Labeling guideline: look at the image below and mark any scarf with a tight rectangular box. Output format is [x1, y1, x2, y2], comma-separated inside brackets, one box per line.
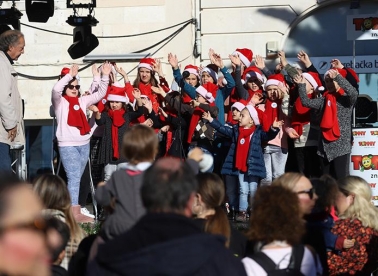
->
[187, 107, 204, 143]
[264, 99, 281, 132]
[138, 83, 160, 113]
[291, 93, 314, 137]
[235, 126, 255, 172]
[63, 95, 90, 135]
[108, 109, 126, 159]
[159, 109, 177, 156]
[320, 89, 344, 142]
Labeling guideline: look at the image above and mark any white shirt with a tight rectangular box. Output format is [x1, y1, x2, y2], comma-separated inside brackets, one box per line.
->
[242, 246, 322, 276]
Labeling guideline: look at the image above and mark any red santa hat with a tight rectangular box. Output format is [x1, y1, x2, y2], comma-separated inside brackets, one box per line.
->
[60, 67, 70, 77]
[264, 74, 285, 90]
[245, 105, 260, 125]
[232, 48, 253, 67]
[243, 66, 264, 84]
[302, 72, 324, 91]
[60, 67, 80, 83]
[107, 86, 129, 104]
[231, 101, 246, 112]
[183, 64, 200, 78]
[196, 84, 216, 103]
[201, 64, 219, 83]
[138, 58, 155, 71]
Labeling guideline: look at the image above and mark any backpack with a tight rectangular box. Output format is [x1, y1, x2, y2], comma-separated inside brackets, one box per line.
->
[250, 244, 305, 276]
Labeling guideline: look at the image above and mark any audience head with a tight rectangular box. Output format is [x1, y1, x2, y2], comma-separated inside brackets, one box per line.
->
[272, 172, 317, 216]
[0, 173, 60, 276]
[193, 173, 231, 247]
[336, 176, 378, 230]
[141, 157, 198, 217]
[0, 30, 25, 61]
[47, 217, 70, 265]
[246, 185, 305, 246]
[311, 175, 338, 213]
[33, 174, 82, 240]
[122, 124, 159, 165]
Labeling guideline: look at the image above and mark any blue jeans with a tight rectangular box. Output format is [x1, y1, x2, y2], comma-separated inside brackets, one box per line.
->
[260, 145, 288, 186]
[0, 142, 11, 172]
[59, 144, 90, 205]
[238, 172, 259, 212]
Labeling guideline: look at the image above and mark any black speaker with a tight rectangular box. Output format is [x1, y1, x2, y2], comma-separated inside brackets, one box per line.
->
[25, 0, 54, 23]
[67, 25, 99, 59]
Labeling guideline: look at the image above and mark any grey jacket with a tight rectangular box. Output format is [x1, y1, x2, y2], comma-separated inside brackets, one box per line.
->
[298, 74, 358, 161]
[0, 51, 24, 146]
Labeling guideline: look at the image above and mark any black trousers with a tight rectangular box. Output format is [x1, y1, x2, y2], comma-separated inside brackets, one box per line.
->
[294, 146, 322, 178]
[321, 154, 350, 180]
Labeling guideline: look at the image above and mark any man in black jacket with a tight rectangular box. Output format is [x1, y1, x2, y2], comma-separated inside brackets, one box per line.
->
[88, 157, 247, 276]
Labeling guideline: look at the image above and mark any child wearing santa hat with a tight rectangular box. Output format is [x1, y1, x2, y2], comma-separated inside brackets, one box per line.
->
[168, 49, 235, 126]
[288, 71, 324, 178]
[294, 68, 358, 180]
[203, 105, 283, 221]
[51, 62, 111, 223]
[90, 87, 144, 181]
[259, 74, 292, 186]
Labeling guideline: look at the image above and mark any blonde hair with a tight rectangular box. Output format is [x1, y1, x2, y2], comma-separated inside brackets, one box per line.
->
[33, 174, 84, 241]
[338, 176, 378, 231]
[271, 172, 304, 191]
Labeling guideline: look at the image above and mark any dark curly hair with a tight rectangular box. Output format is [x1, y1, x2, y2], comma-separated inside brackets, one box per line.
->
[246, 185, 305, 245]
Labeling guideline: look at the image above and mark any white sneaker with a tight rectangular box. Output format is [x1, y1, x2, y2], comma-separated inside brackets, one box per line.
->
[81, 207, 95, 219]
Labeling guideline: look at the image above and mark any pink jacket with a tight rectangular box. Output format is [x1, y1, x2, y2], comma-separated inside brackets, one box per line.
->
[52, 74, 109, 147]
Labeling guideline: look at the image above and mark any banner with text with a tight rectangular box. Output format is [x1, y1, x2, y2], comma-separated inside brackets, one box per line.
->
[350, 128, 378, 206]
[287, 55, 378, 74]
[347, 14, 378, 40]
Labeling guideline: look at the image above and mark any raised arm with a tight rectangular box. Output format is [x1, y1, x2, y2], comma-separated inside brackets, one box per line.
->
[294, 74, 324, 110]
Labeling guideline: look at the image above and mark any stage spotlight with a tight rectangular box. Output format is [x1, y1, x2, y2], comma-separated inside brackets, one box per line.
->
[25, 0, 54, 23]
[355, 94, 378, 126]
[66, 15, 99, 59]
[0, 7, 23, 30]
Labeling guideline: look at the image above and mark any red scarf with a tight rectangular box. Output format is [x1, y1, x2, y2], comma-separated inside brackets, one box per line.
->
[159, 110, 177, 156]
[108, 109, 126, 159]
[63, 95, 90, 135]
[187, 107, 204, 143]
[320, 89, 344, 142]
[235, 126, 255, 172]
[264, 99, 281, 132]
[291, 93, 314, 137]
[138, 83, 160, 113]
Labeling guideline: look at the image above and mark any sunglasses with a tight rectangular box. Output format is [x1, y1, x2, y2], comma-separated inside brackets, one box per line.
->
[0, 216, 55, 236]
[67, 84, 80, 90]
[297, 188, 314, 199]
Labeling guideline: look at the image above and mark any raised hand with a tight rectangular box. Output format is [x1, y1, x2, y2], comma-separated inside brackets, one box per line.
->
[158, 106, 168, 118]
[272, 117, 284, 128]
[330, 59, 343, 69]
[278, 50, 288, 67]
[293, 74, 305, 84]
[254, 55, 266, 70]
[250, 92, 264, 106]
[101, 61, 112, 75]
[151, 85, 166, 97]
[142, 118, 153, 127]
[91, 64, 100, 77]
[153, 59, 164, 76]
[202, 111, 213, 122]
[297, 50, 312, 68]
[209, 48, 224, 68]
[190, 99, 200, 108]
[229, 54, 241, 66]
[278, 82, 289, 99]
[160, 125, 170, 133]
[132, 88, 141, 99]
[168, 53, 179, 69]
[327, 69, 339, 79]
[142, 97, 153, 113]
[70, 64, 79, 77]
[88, 105, 99, 113]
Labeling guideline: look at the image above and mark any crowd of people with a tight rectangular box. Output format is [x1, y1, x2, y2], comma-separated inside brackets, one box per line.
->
[0, 29, 378, 275]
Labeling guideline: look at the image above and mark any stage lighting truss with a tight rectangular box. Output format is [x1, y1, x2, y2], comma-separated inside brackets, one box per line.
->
[0, 1, 23, 31]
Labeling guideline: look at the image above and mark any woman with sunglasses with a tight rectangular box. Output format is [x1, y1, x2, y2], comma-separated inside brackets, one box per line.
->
[327, 176, 378, 275]
[51, 62, 111, 223]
